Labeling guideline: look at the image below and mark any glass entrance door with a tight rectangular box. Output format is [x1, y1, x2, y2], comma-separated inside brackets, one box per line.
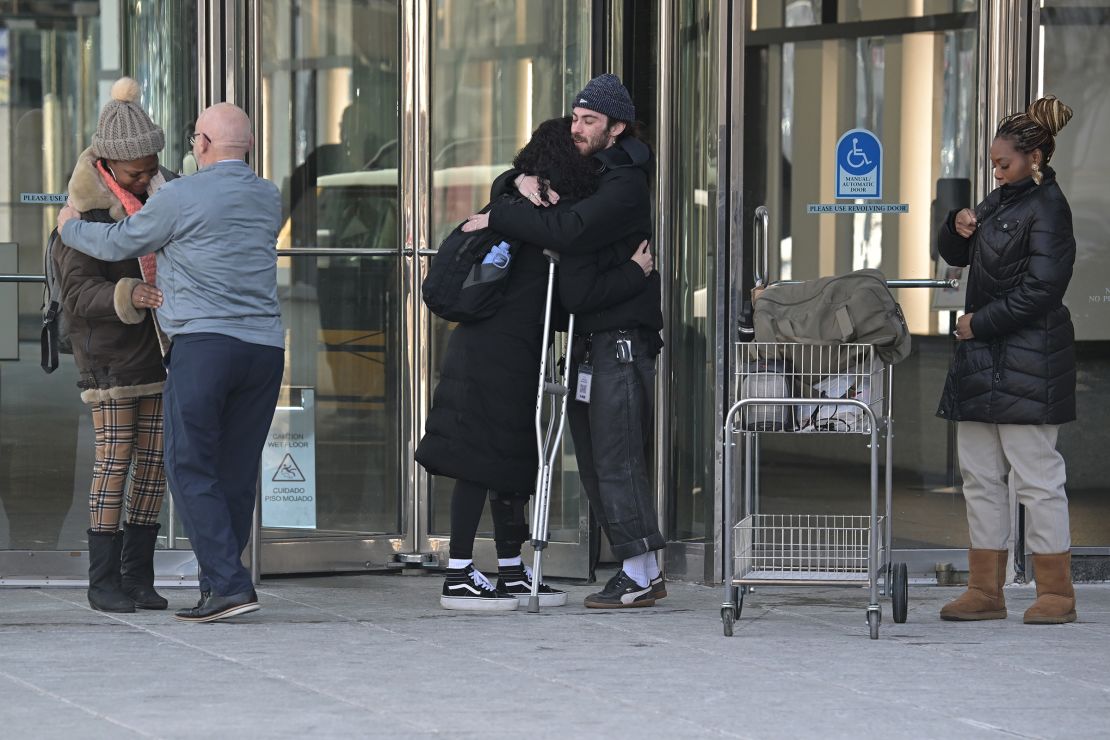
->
[740, 3, 982, 572]
[256, 1, 407, 572]
[255, 1, 597, 577]
[418, 0, 595, 576]
[0, 1, 199, 581]
[1034, 1, 1110, 548]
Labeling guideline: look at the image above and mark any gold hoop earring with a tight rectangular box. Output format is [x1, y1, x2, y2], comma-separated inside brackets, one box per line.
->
[1031, 162, 1042, 185]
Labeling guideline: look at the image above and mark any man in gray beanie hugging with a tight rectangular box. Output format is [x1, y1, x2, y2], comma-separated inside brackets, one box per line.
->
[461, 73, 666, 609]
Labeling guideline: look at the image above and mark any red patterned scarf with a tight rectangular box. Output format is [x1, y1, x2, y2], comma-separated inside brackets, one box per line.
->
[94, 159, 157, 285]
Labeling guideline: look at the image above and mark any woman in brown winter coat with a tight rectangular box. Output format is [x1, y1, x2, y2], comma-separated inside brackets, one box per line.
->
[56, 77, 175, 613]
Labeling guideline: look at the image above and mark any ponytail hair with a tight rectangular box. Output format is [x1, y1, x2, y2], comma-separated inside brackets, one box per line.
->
[995, 95, 1073, 164]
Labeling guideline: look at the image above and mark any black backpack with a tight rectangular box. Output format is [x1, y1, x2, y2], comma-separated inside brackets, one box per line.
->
[40, 227, 72, 373]
[421, 198, 517, 323]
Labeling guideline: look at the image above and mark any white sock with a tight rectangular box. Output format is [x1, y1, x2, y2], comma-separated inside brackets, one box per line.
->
[448, 558, 473, 570]
[645, 553, 661, 580]
[498, 556, 523, 568]
[622, 554, 651, 588]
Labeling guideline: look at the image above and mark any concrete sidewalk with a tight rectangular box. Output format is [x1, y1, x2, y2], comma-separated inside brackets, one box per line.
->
[1, 573, 1108, 739]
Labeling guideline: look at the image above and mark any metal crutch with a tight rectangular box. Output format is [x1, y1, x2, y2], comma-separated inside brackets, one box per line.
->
[527, 250, 575, 613]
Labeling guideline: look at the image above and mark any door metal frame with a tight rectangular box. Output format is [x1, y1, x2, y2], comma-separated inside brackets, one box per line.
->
[407, 0, 432, 564]
[659, 0, 743, 587]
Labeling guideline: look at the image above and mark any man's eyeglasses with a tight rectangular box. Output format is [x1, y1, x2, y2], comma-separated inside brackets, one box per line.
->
[187, 132, 212, 147]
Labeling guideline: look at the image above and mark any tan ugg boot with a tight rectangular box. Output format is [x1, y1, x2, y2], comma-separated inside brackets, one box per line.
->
[940, 548, 1008, 621]
[1024, 552, 1077, 625]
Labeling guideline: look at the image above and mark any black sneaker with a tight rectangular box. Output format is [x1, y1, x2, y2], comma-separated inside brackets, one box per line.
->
[583, 570, 656, 609]
[649, 574, 667, 600]
[173, 589, 259, 623]
[497, 563, 568, 607]
[440, 564, 519, 611]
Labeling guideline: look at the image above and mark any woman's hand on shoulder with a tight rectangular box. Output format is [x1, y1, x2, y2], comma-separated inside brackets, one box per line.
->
[461, 213, 489, 233]
[514, 173, 559, 207]
[954, 208, 978, 238]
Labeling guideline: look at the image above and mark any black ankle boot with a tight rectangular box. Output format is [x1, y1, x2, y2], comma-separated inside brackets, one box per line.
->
[120, 522, 168, 610]
[87, 529, 134, 613]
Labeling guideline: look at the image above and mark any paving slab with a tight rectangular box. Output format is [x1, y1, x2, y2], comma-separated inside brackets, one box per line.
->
[1, 573, 1108, 739]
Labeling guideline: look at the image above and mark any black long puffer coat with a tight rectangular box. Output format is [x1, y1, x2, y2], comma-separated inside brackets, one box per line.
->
[936, 166, 1076, 425]
[415, 232, 550, 494]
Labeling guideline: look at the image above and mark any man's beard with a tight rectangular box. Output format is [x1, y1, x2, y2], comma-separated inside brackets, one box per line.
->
[574, 130, 610, 157]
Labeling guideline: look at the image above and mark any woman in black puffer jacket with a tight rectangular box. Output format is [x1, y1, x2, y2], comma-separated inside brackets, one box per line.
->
[936, 96, 1078, 626]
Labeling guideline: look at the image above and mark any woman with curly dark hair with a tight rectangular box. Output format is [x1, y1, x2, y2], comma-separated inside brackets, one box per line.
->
[417, 117, 653, 610]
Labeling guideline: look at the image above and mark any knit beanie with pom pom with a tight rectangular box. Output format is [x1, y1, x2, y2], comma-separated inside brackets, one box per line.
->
[91, 77, 165, 161]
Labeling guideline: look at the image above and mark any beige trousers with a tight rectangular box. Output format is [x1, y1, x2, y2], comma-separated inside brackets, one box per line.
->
[958, 421, 1071, 554]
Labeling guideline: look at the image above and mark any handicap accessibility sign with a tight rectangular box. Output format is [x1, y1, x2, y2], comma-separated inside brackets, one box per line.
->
[835, 128, 882, 199]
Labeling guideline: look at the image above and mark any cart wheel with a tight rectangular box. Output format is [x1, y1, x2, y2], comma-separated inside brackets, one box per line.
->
[892, 562, 909, 624]
[867, 610, 880, 640]
[721, 606, 734, 637]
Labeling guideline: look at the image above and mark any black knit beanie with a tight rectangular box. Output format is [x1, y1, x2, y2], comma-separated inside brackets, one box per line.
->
[572, 74, 636, 123]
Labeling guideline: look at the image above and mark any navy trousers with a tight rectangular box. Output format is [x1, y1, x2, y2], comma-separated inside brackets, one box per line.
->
[163, 333, 283, 597]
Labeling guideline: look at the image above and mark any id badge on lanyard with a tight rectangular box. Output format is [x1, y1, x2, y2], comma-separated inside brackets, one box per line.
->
[575, 338, 593, 403]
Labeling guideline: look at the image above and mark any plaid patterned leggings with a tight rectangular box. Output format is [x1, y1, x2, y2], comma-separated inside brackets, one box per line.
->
[89, 395, 166, 532]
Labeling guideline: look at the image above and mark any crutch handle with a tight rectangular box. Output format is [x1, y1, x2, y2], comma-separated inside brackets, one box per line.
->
[543, 249, 562, 263]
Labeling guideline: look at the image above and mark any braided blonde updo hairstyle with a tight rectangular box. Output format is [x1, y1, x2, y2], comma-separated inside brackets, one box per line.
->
[995, 95, 1073, 165]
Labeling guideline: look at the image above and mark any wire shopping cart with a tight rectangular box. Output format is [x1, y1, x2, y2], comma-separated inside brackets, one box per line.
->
[722, 341, 897, 639]
[720, 208, 958, 639]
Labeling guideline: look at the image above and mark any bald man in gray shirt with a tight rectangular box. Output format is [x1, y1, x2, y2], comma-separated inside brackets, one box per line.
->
[59, 102, 284, 623]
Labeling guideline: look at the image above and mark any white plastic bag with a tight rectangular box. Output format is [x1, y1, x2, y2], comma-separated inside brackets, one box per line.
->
[799, 373, 871, 432]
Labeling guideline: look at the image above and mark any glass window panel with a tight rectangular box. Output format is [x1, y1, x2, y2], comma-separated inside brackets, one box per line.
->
[427, 1, 590, 539]
[260, 1, 402, 538]
[121, 1, 198, 178]
[773, 30, 976, 332]
[749, 0, 823, 29]
[840, 0, 977, 23]
[0, 3, 195, 551]
[751, 0, 977, 28]
[1039, 0, 1110, 545]
[670, 0, 719, 543]
[1039, 1, 1110, 342]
